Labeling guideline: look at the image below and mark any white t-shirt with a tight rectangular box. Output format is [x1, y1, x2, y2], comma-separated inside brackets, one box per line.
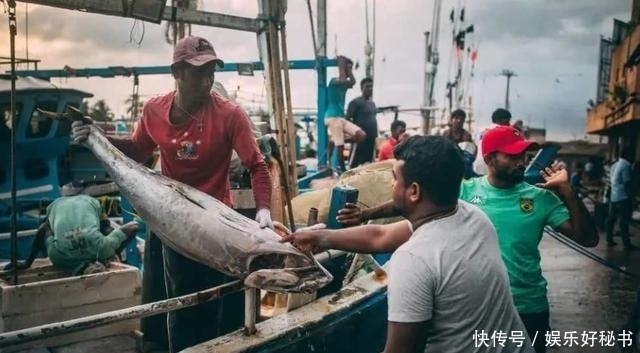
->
[387, 201, 533, 353]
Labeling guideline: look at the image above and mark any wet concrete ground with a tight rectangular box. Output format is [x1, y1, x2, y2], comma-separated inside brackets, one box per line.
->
[543, 224, 640, 352]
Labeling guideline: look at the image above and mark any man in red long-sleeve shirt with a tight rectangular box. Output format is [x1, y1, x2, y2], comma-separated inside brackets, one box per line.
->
[72, 36, 272, 352]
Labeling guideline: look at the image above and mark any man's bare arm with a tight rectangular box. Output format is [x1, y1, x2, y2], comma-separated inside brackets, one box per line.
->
[281, 220, 412, 254]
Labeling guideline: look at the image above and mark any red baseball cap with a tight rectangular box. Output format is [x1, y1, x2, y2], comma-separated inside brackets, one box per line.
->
[172, 36, 224, 68]
[481, 125, 539, 157]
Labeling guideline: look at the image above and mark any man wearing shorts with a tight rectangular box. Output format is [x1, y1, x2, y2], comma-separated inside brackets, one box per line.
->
[324, 55, 366, 172]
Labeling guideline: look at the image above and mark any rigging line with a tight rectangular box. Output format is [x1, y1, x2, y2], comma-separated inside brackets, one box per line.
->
[544, 226, 640, 280]
[306, 0, 318, 58]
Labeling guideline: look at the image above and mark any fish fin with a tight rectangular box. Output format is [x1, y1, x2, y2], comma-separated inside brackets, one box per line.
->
[170, 185, 206, 210]
[37, 106, 93, 124]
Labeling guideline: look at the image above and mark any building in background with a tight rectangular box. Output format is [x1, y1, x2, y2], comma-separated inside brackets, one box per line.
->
[586, 0, 640, 159]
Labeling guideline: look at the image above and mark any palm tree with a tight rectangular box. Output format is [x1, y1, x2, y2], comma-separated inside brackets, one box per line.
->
[90, 100, 114, 122]
[125, 94, 145, 121]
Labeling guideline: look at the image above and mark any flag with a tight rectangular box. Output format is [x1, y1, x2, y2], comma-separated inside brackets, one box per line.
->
[471, 50, 478, 62]
[455, 31, 466, 50]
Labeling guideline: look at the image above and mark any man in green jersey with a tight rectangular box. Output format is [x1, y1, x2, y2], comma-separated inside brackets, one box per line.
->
[4, 189, 139, 275]
[321, 125, 598, 353]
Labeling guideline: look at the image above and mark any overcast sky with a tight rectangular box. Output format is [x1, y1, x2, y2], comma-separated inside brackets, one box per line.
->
[0, 0, 631, 141]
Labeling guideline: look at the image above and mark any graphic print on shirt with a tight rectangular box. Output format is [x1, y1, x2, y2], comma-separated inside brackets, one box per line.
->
[64, 227, 88, 251]
[519, 198, 534, 214]
[468, 195, 483, 205]
[172, 131, 201, 160]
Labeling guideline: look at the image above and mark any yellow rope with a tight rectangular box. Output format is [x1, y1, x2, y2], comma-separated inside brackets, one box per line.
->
[96, 196, 123, 217]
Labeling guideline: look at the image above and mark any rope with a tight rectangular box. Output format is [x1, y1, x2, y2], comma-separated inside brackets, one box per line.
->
[305, 0, 318, 58]
[96, 196, 123, 218]
[129, 19, 145, 46]
[544, 226, 640, 280]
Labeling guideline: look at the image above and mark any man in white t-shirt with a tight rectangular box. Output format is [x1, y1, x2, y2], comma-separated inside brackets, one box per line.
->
[474, 108, 512, 175]
[283, 135, 533, 353]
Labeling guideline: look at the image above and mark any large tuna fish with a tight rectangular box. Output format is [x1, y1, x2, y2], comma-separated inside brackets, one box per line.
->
[42, 107, 332, 293]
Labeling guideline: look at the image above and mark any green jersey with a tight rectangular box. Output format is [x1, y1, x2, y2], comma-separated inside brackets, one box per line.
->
[46, 195, 127, 275]
[460, 176, 569, 313]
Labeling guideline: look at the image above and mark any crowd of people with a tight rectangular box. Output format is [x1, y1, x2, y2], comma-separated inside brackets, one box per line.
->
[291, 53, 640, 353]
[9, 37, 639, 353]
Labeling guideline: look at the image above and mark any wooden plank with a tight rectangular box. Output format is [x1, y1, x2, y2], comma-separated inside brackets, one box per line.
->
[50, 334, 137, 353]
[0, 259, 127, 284]
[16, 0, 125, 16]
[1, 297, 140, 331]
[0, 280, 243, 349]
[16, 0, 262, 32]
[0, 262, 141, 352]
[0, 264, 140, 315]
[268, 160, 285, 225]
[12, 347, 50, 353]
[3, 320, 137, 353]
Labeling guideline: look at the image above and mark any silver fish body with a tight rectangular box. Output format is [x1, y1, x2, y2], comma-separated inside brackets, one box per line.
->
[81, 125, 332, 293]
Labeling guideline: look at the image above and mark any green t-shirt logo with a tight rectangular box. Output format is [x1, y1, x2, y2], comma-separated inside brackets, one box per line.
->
[519, 198, 534, 213]
[469, 195, 483, 205]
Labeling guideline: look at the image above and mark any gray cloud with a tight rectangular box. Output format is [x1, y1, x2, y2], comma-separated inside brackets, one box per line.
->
[0, 1, 633, 141]
[473, 0, 628, 41]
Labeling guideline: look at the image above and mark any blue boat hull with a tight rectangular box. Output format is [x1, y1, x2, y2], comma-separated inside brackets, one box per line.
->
[251, 292, 388, 353]
[185, 272, 389, 353]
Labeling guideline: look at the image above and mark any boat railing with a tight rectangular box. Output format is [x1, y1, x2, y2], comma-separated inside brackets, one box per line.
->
[0, 249, 348, 350]
[0, 228, 38, 241]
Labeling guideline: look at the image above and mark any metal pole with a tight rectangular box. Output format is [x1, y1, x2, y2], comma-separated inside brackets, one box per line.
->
[429, 0, 442, 108]
[431, 0, 442, 50]
[422, 30, 431, 109]
[8, 0, 19, 286]
[422, 0, 442, 135]
[244, 287, 258, 335]
[372, 0, 376, 80]
[500, 69, 516, 111]
[279, 5, 299, 196]
[505, 75, 511, 111]
[316, 0, 328, 166]
[0, 280, 244, 348]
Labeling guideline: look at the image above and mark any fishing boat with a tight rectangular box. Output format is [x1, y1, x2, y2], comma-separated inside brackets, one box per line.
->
[0, 1, 429, 352]
[0, 75, 96, 259]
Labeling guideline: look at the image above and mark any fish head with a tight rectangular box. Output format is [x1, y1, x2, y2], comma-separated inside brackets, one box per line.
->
[244, 257, 334, 293]
[244, 226, 333, 293]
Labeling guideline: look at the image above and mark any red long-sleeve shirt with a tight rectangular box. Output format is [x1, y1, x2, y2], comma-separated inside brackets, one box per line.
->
[109, 91, 272, 210]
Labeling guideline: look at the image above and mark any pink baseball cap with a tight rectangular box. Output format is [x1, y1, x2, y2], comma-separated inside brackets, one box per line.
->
[172, 36, 224, 68]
